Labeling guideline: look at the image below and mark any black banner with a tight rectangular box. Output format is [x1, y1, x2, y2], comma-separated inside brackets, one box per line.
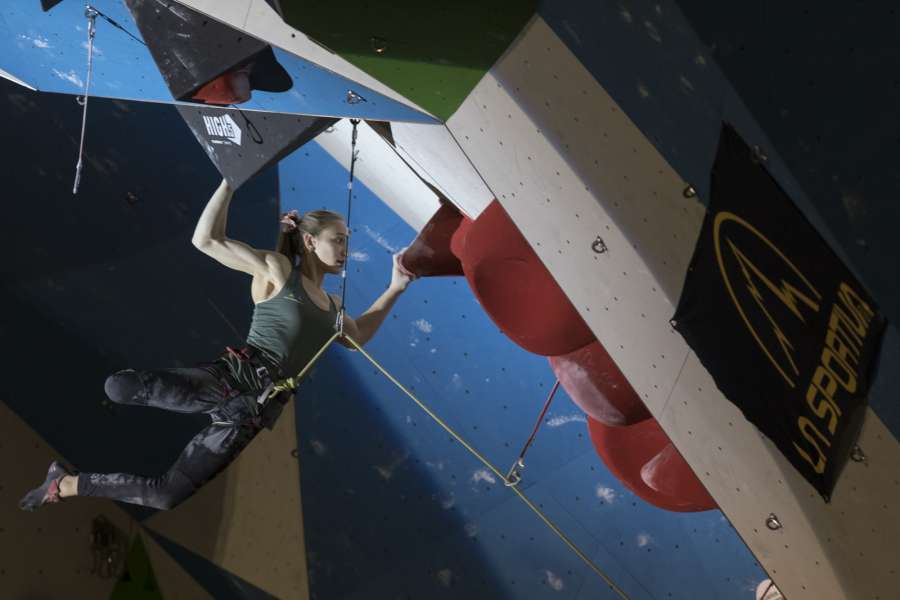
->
[672, 123, 886, 500]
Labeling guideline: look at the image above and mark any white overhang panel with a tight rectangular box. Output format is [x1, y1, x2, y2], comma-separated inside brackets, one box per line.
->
[389, 122, 495, 220]
[446, 15, 900, 600]
[314, 120, 440, 232]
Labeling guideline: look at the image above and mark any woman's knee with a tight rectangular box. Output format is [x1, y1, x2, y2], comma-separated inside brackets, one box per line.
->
[104, 369, 145, 405]
[155, 470, 196, 511]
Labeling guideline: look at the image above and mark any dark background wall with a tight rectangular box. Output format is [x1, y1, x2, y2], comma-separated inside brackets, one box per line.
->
[0, 79, 279, 525]
[674, 1, 900, 326]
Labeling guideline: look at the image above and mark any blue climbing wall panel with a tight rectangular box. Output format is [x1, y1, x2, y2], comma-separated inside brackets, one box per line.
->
[279, 142, 768, 599]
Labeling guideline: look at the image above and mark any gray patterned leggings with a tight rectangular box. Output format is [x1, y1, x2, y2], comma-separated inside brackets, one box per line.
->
[76, 365, 262, 510]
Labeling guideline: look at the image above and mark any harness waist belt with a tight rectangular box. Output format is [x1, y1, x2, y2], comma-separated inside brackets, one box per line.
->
[222, 345, 292, 431]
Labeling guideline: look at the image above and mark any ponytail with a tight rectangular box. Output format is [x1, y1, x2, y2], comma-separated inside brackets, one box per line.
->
[275, 209, 345, 266]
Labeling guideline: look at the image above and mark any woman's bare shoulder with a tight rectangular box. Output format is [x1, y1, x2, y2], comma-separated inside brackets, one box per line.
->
[267, 251, 293, 279]
[251, 252, 293, 304]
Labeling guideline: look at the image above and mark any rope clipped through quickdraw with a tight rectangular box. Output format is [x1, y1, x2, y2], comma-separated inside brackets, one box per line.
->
[342, 334, 631, 600]
[504, 379, 560, 487]
[72, 5, 99, 195]
[270, 331, 341, 394]
[336, 118, 361, 336]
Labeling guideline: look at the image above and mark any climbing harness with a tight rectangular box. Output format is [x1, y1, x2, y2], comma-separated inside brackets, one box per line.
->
[504, 379, 560, 487]
[209, 344, 316, 431]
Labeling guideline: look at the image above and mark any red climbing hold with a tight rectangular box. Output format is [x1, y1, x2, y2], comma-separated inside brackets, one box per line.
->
[460, 200, 595, 356]
[587, 416, 717, 512]
[398, 201, 466, 278]
[548, 340, 651, 426]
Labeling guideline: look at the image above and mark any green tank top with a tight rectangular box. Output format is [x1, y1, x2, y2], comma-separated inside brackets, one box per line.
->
[220, 266, 338, 390]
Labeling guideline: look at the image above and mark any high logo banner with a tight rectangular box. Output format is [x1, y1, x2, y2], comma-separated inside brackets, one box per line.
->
[672, 123, 886, 500]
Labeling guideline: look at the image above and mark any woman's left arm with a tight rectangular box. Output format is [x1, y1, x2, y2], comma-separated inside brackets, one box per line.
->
[336, 252, 414, 349]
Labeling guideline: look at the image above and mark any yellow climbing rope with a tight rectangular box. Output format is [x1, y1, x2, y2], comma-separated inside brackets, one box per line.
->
[270, 331, 341, 394]
[272, 332, 630, 600]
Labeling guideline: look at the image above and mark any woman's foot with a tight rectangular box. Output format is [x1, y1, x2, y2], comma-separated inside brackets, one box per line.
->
[19, 460, 76, 511]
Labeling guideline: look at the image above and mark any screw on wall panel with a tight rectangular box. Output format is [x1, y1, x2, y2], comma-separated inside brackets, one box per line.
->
[751, 145, 769, 164]
[683, 184, 697, 198]
[346, 90, 367, 104]
[291, 448, 299, 459]
[765, 514, 783, 531]
[591, 236, 607, 254]
[850, 444, 867, 464]
[371, 36, 388, 54]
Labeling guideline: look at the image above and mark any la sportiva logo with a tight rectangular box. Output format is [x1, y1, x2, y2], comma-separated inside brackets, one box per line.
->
[713, 210, 877, 475]
[202, 114, 242, 146]
[713, 212, 822, 388]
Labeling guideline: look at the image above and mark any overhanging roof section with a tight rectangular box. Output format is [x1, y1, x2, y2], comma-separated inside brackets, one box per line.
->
[0, 0, 438, 122]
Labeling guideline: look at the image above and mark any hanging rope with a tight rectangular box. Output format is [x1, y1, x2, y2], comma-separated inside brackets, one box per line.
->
[336, 118, 361, 335]
[269, 332, 628, 597]
[342, 334, 631, 600]
[504, 379, 560, 487]
[72, 6, 99, 195]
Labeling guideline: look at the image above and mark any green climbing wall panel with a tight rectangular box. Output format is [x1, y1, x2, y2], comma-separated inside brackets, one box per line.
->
[109, 533, 164, 600]
[282, 1, 537, 121]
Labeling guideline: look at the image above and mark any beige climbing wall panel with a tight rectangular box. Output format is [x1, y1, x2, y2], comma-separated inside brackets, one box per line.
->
[145, 399, 310, 600]
[445, 16, 900, 600]
[314, 119, 440, 232]
[141, 527, 216, 600]
[0, 400, 137, 599]
[389, 121, 496, 220]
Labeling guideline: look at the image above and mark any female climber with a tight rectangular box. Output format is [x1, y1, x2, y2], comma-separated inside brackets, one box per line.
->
[20, 178, 413, 511]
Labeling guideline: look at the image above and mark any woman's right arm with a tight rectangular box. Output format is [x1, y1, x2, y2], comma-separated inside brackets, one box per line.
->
[191, 179, 283, 277]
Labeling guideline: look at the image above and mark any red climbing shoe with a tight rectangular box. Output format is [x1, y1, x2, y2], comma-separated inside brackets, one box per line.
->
[19, 460, 75, 511]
